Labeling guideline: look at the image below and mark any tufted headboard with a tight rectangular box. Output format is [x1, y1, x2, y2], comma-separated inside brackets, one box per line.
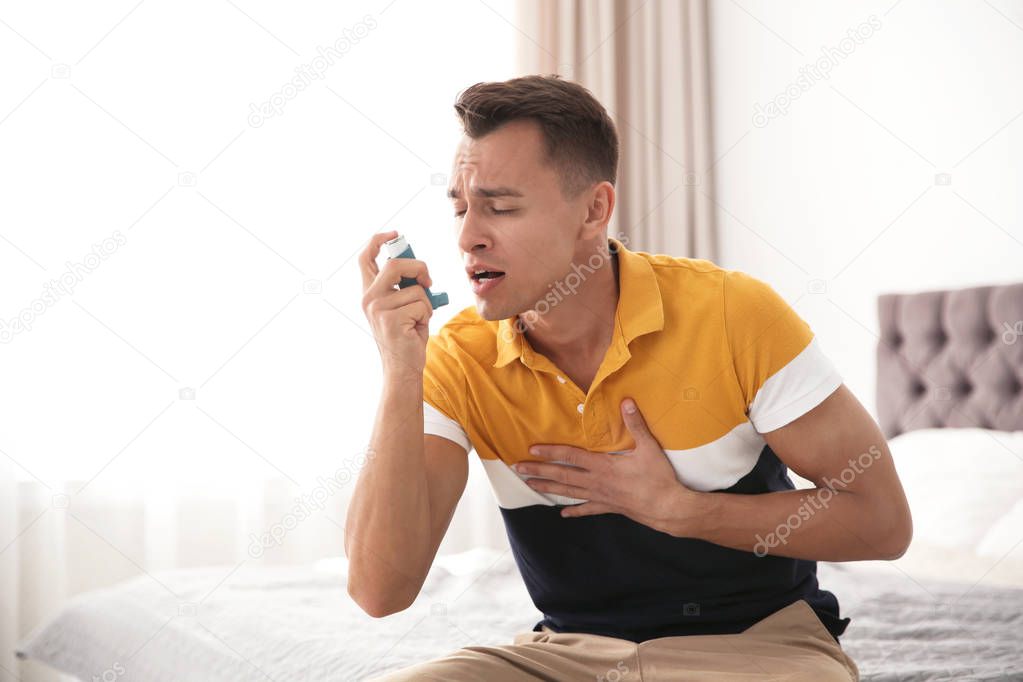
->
[876, 281, 1023, 439]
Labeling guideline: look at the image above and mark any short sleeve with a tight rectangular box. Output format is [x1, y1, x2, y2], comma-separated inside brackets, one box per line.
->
[423, 401, 470, 451]
[723, 271, 842, 434]
[422, 335, 472, 452]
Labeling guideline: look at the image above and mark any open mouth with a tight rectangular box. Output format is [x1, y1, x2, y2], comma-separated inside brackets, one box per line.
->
[470, 270, 506, 281]
[469, 269, 506, 295]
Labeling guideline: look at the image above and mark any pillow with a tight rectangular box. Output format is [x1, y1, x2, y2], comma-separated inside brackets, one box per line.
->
[882, 537, 1023, 587]
[977, 498, 1023, 560]
[887, 427, 1023, 553]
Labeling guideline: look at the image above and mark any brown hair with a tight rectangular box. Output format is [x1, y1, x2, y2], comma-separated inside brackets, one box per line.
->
[453, 74, 619, 199]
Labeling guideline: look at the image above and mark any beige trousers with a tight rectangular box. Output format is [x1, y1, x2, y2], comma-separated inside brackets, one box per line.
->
[370, 599, 859, 681]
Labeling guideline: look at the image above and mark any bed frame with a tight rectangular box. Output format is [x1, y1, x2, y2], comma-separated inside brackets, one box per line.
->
[876, 280, 1023, 438]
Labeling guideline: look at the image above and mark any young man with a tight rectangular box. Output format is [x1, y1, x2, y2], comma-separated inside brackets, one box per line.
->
[348, 75, 911, 681]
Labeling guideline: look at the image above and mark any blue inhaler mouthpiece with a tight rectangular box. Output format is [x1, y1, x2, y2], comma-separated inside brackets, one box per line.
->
[383, 234, 449, 309]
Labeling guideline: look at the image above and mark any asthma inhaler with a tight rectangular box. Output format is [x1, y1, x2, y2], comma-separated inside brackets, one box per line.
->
[383, 234, 449, 309]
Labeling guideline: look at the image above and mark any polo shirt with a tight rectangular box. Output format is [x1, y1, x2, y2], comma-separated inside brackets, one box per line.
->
[421, 235, 849, 643]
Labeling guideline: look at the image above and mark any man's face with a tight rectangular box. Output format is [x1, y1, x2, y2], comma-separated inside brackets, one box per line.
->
[448, 119, 590, 321]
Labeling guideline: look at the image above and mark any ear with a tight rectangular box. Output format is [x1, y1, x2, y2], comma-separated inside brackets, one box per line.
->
[580, 181, 615, 240]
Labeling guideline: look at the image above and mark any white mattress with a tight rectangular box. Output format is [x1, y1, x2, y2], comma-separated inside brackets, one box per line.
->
[17, 546, 1023, 681]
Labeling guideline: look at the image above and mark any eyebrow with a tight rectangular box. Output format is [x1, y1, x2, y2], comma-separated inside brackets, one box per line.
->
[447, 185, 525, 200]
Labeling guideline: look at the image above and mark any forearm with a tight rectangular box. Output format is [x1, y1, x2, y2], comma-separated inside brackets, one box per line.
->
[345, 372, 432, 612]
[669, 485, 908, 562]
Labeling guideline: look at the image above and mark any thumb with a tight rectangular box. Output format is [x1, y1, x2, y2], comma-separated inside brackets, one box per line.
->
[621, 398, 656, 448]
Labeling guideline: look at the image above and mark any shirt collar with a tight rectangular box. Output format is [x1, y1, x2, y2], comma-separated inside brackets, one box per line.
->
[493, 236, 664, 368]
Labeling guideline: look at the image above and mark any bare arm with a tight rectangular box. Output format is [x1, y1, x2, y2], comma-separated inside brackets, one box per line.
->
[345, 230, 469, 617]
[345, 374, 468, 616]
[677, 384, 914, 561]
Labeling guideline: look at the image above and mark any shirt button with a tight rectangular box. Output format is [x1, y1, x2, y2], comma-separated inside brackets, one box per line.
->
[556, 375, 566, 384]
[577, 403, 584, 414]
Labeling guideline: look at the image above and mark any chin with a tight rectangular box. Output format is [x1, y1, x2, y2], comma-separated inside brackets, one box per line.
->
[475, 297, 521, 322]
[475, 301, 505, 321]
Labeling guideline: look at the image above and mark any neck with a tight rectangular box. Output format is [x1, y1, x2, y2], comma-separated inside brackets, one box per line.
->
[520, 241, 620, 361]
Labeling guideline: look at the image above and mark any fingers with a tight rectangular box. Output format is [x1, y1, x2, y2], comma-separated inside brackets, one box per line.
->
[407, 296, 433, 329]
[356, 231, 438, 373]
[517, 460, 589, 486]
[523, 476, 591, 499]
[358, 230, 399, 292]
[376, 298, 433, 340]
[527, 444, 594, 470]
[560, 501, 617, 518]
[369, 293, 434, 347]
[621, 398, 654, 446]
[363, 256, 434, 305]
[368, 280, 432, 315]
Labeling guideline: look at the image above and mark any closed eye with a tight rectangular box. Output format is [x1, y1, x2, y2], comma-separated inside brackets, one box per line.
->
[454, 208, 518, 218]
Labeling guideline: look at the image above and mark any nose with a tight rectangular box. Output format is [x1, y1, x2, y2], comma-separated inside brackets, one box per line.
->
[456, 207, 493, 256]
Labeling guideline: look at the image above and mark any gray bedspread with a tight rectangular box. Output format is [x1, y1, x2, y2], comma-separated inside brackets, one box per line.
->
[17, 549, 1023, 681]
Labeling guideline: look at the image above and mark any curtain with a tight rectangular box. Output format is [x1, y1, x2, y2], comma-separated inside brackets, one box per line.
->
[514, 0, 718, 259]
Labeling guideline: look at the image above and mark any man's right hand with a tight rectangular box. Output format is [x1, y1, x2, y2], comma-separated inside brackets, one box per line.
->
[359, 230, 435, 375]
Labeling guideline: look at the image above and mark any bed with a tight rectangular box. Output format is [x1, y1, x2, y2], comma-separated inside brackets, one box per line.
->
[17, 280, 1023, 681]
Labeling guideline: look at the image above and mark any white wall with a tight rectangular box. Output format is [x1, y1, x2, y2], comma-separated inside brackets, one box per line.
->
[707, 0, 1023, 417]
[0, 0, 515, 485]
[0, 5, 518, 678]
